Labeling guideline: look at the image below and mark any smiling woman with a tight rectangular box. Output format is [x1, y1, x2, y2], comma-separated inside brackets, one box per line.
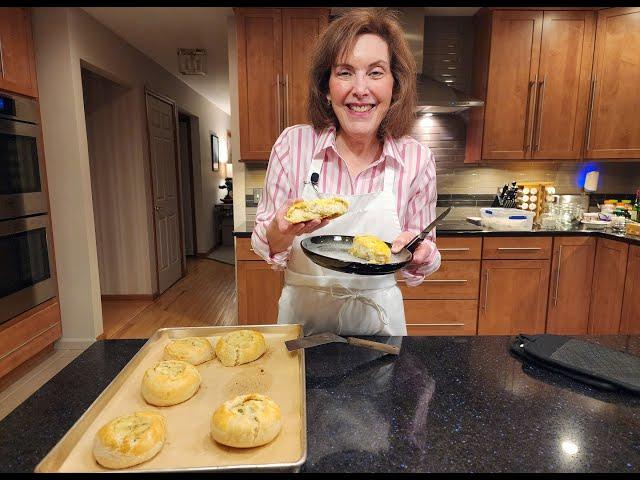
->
[250, 8, 441, 336]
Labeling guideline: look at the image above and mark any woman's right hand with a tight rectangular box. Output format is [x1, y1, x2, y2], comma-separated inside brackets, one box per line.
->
[266, 198, 331, 255]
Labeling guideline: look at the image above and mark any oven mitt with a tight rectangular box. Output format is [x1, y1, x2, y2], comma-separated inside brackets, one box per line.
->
[511, 334, 640, 395]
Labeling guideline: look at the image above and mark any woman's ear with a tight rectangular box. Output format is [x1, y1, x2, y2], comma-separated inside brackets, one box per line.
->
[326, 95, 332, 106]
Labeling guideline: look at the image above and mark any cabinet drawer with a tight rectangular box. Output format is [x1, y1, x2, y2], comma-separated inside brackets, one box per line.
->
[436, 237, 482, 260]
[397, 261, 480, 299]
[235, 237, 263, 261]
[405, 299, 477, 335]
[482, 237, 552, 259]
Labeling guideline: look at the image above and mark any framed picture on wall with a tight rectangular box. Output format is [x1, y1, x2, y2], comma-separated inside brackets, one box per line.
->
[211, 133, 219, 171]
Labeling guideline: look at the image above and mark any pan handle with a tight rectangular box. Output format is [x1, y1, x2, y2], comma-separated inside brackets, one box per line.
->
[346, 337, 400, 355]
[403, 206, 452, 254]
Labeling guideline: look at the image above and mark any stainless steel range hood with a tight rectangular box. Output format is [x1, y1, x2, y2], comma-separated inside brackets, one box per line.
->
[416, 73, 483, 114]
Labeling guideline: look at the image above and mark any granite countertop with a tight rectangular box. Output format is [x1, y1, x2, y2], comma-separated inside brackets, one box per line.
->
[1, 336, 639, 472]
[233, 221, 640, 246]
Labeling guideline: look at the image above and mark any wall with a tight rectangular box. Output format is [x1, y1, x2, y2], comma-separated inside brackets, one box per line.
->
[32, 7, 230, 344]
[82, 69, 152, 295]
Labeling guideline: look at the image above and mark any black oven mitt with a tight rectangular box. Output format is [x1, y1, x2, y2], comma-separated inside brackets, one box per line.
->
[511, 334, 640, 395]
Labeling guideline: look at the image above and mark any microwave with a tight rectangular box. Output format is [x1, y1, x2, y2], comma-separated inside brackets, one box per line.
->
[0, 92, 48, 220]
[0, 214, 57, 325]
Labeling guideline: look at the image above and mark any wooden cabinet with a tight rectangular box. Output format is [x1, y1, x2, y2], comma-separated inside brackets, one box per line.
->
[469, 9, 596, 161]
[235, 237, 284, 325]
[588, 238, 629, 334]
[546, 236, 596, 335]
[398, 261, 480, 300]
[585, 7, 640, 159]
[0, 7, 38, 97]
[235, 8, 328, 161]
[478, 259, 551, 335]
[436, 237, 482, 260]
[0, 299, 61, 379]
[405, 299, 478, 336]
[482, 236, 552, 260]
[621, 245, 640, 334]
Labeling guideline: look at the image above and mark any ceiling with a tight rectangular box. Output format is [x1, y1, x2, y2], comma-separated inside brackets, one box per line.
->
[82, 7, 233, 114]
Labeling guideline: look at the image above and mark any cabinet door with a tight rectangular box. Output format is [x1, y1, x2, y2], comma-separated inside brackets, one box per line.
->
[236, 9, 283, 161]
[0, 7, 38, 97]
[585, 7, 640, 159]
[620, 245, 640, 334]
[405, 299, 478, 336]
[482, 10, 543, 160]
[546, 236, 596, 334]
[236, 261, 284, 325]
[532, 11, 595, 160]
[588, 238, 629, 334]
[478, 259, 550, 335]
[282, 9, 328, 128]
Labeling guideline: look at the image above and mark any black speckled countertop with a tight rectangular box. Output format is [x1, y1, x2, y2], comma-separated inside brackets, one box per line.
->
[1, 336, 639, 473]
[233, 221, 640, 246]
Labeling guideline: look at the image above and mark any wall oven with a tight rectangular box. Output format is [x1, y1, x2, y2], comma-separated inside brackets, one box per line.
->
[0, 92, 48, 220]
[0, 214, 57, 325]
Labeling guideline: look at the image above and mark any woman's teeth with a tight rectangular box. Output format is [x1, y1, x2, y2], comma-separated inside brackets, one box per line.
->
[348, 104, 374, 112]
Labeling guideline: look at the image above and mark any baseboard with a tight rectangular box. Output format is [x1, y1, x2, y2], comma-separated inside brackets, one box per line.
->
[54, 338, 95, 350]
[101, 294, 155, 301]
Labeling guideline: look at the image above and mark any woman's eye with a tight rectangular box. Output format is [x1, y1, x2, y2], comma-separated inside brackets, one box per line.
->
[336, 71, 351, 77]
[370, 70, 384, 78]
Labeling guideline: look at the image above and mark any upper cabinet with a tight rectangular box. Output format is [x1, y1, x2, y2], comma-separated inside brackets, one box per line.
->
[0, 7, 38, 98]
[235, 8, 329, 162]
[584, 7, 640, 159]
[468, 9, 596, 161]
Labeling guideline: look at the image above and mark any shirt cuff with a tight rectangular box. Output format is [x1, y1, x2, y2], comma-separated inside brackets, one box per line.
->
[399, 250, 442, 287]
[250, 228, 291, 271]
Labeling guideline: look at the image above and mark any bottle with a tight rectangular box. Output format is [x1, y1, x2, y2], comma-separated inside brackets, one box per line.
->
[634, 188, 640, 222]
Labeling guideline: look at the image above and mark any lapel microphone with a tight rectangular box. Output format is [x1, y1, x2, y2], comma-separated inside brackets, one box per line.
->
[310, 172, 319, 186]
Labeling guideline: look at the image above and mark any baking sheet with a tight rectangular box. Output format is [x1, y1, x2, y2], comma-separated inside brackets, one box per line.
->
[35, 325, 305, 472]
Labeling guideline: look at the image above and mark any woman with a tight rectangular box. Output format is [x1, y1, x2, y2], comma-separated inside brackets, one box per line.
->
[251, 8, 440, 336]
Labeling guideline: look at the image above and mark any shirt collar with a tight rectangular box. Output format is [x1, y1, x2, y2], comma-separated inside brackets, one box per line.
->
[312, 126, 406, 169]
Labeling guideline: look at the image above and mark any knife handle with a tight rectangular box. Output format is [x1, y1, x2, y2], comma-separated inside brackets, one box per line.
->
[346, 337, 400, 355]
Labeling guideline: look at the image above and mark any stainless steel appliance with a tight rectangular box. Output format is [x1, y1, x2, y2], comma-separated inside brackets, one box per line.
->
[0, 214, 57, 325]
[0, 92, 48, 220]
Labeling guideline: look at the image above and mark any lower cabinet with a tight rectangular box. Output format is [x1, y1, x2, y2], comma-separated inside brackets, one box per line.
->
[478, 259, 550, 335]
[405, 299, 478, 335]
[546, 236, 596, 335]
[588, 238, 629, 334]
[620, 245, 640, 334]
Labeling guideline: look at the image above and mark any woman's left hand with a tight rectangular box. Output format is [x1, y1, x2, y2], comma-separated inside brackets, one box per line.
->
[391, 232, 436, 266]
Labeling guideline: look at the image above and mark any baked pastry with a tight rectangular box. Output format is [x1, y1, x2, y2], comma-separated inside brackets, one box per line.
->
[215, 330, 266, 367]
[141, 360, 201, 406]
[163, 337, 215, 365]
[284, 197, 349, 224]
[93, 411, 166, 469]
[210, 393, 282, 448]
[348, 234, 392, 264]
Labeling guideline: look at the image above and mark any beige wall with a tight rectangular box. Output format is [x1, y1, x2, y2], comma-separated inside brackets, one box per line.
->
[33, 7, 230, 344]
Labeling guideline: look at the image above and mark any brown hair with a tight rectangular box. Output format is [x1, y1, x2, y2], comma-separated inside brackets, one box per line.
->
[307, 8, 417, 140]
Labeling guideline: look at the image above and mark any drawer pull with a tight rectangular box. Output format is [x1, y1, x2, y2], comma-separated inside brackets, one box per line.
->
[249, 248, 255, 252]
[424, 279, 468, 284]
[0, 323, 59, 362]
[496, 247, 541, 252]
[409, 323, 465, 327]
[439, 248, 470, 252]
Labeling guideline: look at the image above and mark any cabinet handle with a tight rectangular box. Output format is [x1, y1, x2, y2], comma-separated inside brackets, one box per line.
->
[585, 77, 597, 150]
[523, 80, 536, 152]
[424, 279, 468, 284]
[275, 74, 282, 133]
[528, 77, 538, 154]
[533, 75, 546, 152]
[409, 323, 465, 327]
[482, 270, 489, 311]
[0, 323, 59, 362]
[249, 248, 255, 252]
[553, 245, 563, 307]
[284, 74, 290, 127]
[439, 248, 470, 252]
[496, 247, 541, 251]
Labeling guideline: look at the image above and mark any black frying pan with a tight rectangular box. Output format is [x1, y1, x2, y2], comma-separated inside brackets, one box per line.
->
[300, 207, 452, 275]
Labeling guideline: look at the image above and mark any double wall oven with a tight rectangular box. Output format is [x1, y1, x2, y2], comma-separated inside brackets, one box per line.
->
[0, 92, 56, 325]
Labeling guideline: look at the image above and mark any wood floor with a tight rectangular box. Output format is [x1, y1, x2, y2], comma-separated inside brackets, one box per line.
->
[103, 257, 237, 339]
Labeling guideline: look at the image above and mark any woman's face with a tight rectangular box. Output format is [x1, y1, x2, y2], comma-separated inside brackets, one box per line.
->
[328, 33, 394, 140]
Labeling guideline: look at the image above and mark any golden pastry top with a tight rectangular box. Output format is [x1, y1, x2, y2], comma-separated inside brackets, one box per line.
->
[164, 337, 213, 361]
[212, 393, 281, 429]
[95, 411, 166, 456]
[349, 234, 392, 264]
[220, 330, 264, 349]
[285, 197, 349, 223]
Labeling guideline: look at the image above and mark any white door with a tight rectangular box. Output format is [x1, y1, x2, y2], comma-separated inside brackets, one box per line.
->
[147, 93, 183, 293]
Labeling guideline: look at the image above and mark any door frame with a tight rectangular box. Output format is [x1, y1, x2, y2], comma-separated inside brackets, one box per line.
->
[144, 87, 186, 296]
[178, 112, 198, 256]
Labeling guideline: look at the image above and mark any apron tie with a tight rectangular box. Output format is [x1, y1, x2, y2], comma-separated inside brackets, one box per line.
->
[306, 284, 389, 334]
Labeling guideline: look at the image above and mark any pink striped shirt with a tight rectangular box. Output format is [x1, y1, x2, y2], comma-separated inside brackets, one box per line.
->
[251, 124, 441, 286]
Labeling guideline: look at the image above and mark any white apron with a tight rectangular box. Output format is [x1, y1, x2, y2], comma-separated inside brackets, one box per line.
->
[277, 153, 407, 336]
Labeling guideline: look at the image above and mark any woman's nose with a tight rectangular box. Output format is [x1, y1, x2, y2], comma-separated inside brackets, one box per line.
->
[352, 73, 370, 97]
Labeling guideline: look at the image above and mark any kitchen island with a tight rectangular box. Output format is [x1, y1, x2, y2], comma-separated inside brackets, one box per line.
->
[1, 336, 638, 472]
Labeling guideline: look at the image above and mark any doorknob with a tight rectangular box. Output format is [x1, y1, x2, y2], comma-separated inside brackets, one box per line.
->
[154, 205, 160, 211]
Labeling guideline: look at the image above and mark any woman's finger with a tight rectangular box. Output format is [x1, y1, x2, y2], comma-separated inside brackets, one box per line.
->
[391, 232, 415, 253]
[411, 240, 435, 265]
